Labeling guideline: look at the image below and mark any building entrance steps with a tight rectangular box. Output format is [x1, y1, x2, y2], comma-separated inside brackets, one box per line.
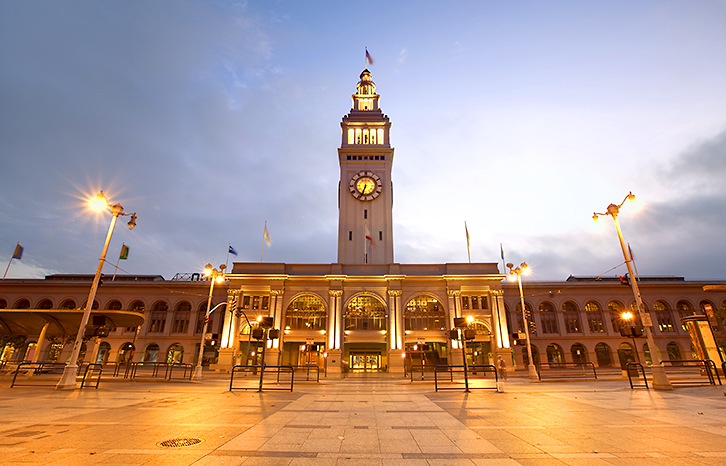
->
[0, 378, 725, 465]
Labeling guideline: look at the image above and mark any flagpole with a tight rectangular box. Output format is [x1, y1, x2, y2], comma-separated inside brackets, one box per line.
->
[465, 222, 471, 263]
[628, 243, 641, 281]
[3, 243, 20, 280]
[260, 221, 266, 262]
[226, 243, 231, 271]
[2, 257, 12, 280]
[112, 243, 123, 281]
[500, 243, 505, 276]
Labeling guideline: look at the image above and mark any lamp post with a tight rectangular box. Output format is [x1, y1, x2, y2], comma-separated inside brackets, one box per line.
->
[593, 192, 672, 390]
[57, 192, 137, 390]
[620, 311, 641, 363]
[506, 262, 538, 379]
[193, 263, 226, 380]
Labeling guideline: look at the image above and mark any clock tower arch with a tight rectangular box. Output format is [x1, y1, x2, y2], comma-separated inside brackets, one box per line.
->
[337, 69, 394, 264]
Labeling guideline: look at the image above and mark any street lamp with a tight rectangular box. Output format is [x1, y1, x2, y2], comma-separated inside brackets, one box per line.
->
[593, 192, 673, 390]
[193, 263, 226, 380]
[57, 191, 137, 390]
[620, 311, 641, 363]
[506, 262, 538, 379]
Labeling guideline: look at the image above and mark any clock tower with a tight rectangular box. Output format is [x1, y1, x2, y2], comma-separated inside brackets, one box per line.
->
[337, 69, 394, 264]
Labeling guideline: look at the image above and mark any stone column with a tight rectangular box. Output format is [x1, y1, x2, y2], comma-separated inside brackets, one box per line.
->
[326, 290, 343, 375]
[387, 290, 404, 374]
[212, 290, 241, 373]
[448, 290, 463, 365]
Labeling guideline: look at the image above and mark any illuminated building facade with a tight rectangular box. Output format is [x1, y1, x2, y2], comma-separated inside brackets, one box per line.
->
[1, 70, 724, 373]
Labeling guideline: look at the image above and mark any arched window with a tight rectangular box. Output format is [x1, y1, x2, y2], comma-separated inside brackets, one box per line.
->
[345, 295, 386, 331]
[59, 299, 76, 310]
[14, 298, 30, 309]
[405, 295, 445, 331]
[172, 301, 191, 334]
[285, 294, 327, 330]
[0, 299, 7, 308]
[676, 300, 694, 331]
[107, 300, 122, 310]
[149, 301, 168, 333]
[539, 301, 558, 334]
[585, 301, 604, 333]
[36, 299, 53, 309]
[608, 301, 625, 333]
[81, 299, 99, 310]
[653, 300, 675, 332]
[562, 301, 581, 333]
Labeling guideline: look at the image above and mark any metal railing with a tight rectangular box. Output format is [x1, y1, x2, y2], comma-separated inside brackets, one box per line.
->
[534, 362, 597, 380]
[230, 365, 295, 392]
[80, 363, 103, 389]
[626, 362, 648, 389]
[661, 359, 721, 386]
[433, 364, 498, 392]
[409, 364, 440, 381]
[127, 362, 194, 381]
[291, 364, 320, 382]
[10, 362, 67, 388]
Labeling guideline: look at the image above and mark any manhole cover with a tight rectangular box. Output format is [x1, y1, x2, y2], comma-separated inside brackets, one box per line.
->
[157, 437, 204, 448]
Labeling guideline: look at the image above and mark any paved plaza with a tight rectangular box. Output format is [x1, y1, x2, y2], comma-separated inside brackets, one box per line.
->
[0, 373, 725, 465]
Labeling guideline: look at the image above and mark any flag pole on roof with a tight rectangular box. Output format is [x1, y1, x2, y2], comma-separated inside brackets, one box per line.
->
[260, 222, 272, 262]
[112, 243, 129, 281]
[465, 222, 471, 263]
[2, 243, 23, 280]
[226, 244, 237, 271]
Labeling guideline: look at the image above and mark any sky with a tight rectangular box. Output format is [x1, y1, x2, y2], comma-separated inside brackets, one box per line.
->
[1, 0, 725, 282]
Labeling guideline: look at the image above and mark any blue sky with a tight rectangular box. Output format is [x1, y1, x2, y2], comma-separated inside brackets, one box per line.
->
[1, 0, 725, 281]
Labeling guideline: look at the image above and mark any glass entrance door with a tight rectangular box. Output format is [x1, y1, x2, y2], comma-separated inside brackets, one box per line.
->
[350, 352, 381, 371]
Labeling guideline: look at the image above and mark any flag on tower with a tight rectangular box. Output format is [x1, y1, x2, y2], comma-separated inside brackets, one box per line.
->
[365, 48, 374, 65]
[119, 244, 129, 260]
[12, 244, 23, 260]
[365, 225, 375, 248]
[263, 223, 272, 247]
[228, 245, 238, 256]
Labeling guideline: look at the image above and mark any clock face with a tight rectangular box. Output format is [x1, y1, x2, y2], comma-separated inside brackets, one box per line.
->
[349, 171, 382, 201]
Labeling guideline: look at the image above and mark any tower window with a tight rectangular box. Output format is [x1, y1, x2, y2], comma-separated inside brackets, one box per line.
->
[377, 128, 384, 143]
[379, 231, 382, 240]
[349, 231, 352, 241]
[364, 210, 367, 219]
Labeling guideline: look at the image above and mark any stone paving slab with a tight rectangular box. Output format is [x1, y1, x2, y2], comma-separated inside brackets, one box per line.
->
[0, 375, 724, 465]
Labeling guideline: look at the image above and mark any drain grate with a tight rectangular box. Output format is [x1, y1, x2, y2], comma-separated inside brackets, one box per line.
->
[157, 437, 204, 448]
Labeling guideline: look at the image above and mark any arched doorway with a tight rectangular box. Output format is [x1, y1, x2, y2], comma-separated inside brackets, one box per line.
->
[282, 294, 327, 367]
[546, 343, 564, 364]
[143, 343, 160, 362]
[167, 343, 184, 363]
[118, 343, 135, 363]
[571, 343, 588, 363]
[522, 345, 540, 366]
[96, 342, 111, 364]
[595, 343, 612, 367]
[345, 294, 387, 372]
[617, 342, 636, 369]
